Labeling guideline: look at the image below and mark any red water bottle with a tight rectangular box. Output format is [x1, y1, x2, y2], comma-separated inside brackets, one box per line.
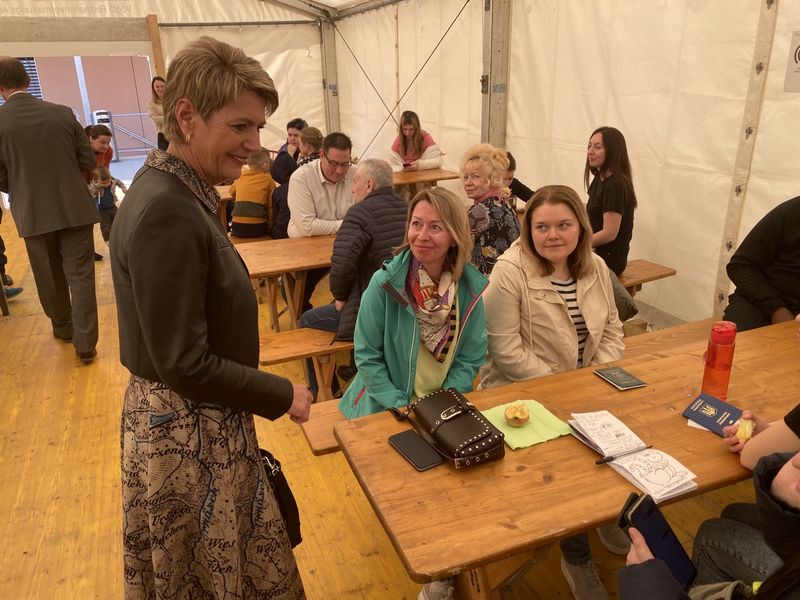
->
[700, 321, 737, 400]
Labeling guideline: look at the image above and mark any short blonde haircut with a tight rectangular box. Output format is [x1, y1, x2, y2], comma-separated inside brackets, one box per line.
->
[459, 143, 509, 188]
[395, 188, 472, 281]
[520, 185, 595, 279]
[162, 36, 279, 143]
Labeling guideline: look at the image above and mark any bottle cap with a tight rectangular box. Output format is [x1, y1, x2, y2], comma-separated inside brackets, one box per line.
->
[710, 320, 737, 344]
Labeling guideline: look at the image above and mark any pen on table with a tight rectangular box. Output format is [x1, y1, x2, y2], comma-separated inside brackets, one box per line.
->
[596, 445, 653, 465]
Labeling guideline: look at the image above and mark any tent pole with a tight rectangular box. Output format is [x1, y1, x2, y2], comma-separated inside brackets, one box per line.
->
[146, 14, 166, 78]
[320, 21, 341, 134]
[481, 0, 511, 148]
[712, 0, 779, 318]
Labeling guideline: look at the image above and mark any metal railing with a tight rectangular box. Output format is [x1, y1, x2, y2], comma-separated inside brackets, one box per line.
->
[106, 111, 156, 158]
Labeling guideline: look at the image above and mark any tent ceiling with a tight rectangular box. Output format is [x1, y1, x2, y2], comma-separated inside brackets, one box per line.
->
[264, 0, 403, 20]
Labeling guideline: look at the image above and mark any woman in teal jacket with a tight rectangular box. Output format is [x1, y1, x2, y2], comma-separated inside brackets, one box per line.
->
[339, 187, 488, 419]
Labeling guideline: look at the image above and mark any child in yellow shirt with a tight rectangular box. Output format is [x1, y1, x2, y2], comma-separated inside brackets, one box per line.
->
[230, 148, 276, 237]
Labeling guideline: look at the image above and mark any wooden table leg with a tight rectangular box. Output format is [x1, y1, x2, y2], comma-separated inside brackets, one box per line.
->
[266, 276, 281, 332]
[454, 550, 541, 600]
[284, 272, 307, 329]
[312, 354, 337, 402]
[626, 284, 642, 298]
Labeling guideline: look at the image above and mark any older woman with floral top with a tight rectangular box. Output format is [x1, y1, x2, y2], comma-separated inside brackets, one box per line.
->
[461, 143, 520, 276]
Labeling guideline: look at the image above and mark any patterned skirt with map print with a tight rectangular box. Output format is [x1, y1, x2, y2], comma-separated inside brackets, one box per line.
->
[120, 374, 305, 599]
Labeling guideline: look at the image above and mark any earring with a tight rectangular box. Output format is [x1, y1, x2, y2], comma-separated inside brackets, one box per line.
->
[185, 131, 192, 144]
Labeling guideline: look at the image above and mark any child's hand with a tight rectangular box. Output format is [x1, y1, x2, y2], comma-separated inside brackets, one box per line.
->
[626, 528, 654, 566]
[722, 410, 770, 453]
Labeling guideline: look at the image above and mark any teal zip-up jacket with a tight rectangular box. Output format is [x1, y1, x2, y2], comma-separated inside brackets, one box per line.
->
[338, 249, 489, 419]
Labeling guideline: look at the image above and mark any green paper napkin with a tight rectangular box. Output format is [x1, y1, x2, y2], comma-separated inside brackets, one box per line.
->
[482, 399, 572, 450]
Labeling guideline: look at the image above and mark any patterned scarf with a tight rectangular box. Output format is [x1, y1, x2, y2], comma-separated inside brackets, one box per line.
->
[405, 257, 457, 362]
[144, 150, 220, 213]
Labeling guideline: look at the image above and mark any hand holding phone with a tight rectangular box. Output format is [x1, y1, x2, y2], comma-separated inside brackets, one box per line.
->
[618, 494, 697, 589]
[626, 527, 655, 564]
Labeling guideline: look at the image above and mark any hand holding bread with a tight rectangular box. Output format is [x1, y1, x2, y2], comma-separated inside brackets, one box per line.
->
[722, 410, 768, 453]
[735, 418, 754, 444]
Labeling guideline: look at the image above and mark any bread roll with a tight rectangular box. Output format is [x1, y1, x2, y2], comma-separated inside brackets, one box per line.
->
[736, 418, 754, 444]
[504, 403, 529, 427]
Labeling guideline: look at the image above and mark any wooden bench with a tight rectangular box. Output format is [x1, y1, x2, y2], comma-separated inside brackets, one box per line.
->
[618, 259, 677, 297]
[260, 328, 354, 402]
[298, 317, 714, 456]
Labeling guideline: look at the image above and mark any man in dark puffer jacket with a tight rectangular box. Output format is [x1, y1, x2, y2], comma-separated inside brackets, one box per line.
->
[299, 158, 407, 397]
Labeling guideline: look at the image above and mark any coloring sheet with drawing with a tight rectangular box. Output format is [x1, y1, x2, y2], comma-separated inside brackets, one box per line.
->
[609, 448, 697, 502]
[569, 410, 646, 457]
[569, 411, 697, 502]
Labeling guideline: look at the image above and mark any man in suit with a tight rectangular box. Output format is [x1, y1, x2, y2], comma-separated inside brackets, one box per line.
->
[0, 57, 100, 362]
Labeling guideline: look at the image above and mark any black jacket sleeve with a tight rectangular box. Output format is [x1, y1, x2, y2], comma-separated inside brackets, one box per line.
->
[270, 185, 290, 239]
[510, 177, 534, 202]
[329, 204, 370, 301]
[754, 452, 800, 562]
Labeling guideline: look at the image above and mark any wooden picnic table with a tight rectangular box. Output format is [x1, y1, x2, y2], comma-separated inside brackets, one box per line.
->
[619, 259, 677, 296]
[333, 320, 799, 598]
[393, 168, 459, 197]
[236, 235, 335, 330]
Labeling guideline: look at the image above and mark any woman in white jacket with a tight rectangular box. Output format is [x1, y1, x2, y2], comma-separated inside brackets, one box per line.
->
[481, 184, 625, 600]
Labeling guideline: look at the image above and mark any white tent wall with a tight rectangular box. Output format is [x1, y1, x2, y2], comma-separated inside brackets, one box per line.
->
[335, 0, 483, 196]
[507, 0, 766, 323]
[159, 25, 325, 150]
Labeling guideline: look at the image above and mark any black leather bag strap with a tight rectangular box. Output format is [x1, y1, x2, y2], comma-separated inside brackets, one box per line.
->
[387, 407, 455, 466]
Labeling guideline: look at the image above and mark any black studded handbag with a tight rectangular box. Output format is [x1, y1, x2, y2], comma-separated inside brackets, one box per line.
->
[393, 388, 505, 469]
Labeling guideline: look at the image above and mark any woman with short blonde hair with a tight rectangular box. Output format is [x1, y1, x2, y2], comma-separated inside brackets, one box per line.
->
[161, 38, 278, 144]
[461, 143, 520, 275]
[111, 36, 309, 599]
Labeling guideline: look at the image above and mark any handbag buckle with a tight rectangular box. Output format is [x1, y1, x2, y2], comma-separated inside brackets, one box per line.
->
[440, 405, 462, 421]
[262, 453, 281, 477]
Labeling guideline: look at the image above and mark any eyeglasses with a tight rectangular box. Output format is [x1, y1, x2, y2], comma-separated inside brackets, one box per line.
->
[323, 153, 352, 170]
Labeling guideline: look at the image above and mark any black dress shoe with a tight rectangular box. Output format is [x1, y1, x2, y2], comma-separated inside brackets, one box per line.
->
[94, 252, 103, 262]
[76, 349, 97, 364]
[1, 273, 13, 286]
[337, 364, 357, 381]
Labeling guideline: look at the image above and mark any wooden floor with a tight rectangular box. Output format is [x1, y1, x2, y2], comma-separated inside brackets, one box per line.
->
[0, 215, 752, 599]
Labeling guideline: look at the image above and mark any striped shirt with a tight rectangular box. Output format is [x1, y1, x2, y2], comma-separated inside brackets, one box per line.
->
[551, 277, 588, 368]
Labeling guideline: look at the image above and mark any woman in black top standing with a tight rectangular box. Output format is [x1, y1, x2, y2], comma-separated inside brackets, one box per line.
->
[585, 126, 637, 276]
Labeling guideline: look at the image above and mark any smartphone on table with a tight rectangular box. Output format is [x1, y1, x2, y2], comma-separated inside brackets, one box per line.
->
[388, 429, 444, 471]
[618, 493, 697, 589]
